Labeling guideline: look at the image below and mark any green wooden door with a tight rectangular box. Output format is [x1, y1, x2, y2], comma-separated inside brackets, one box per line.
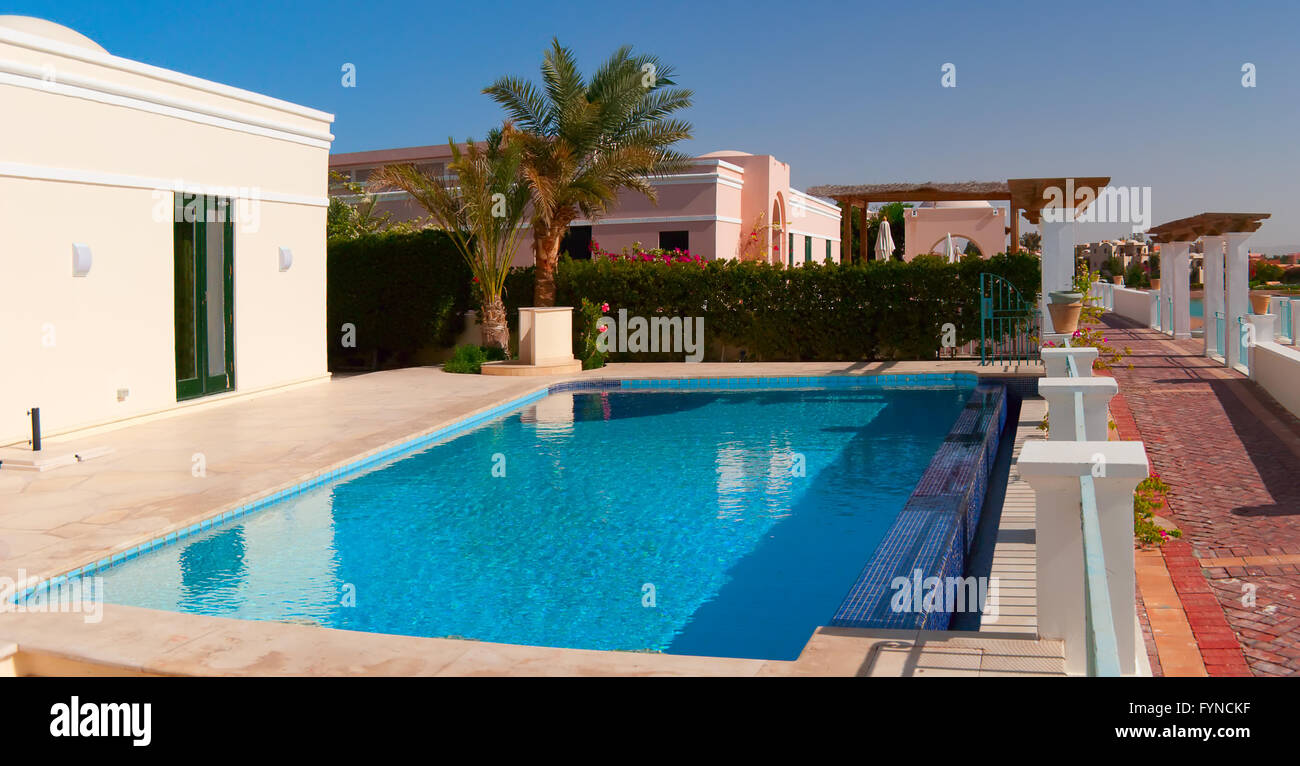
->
[174, 195, 235, 400]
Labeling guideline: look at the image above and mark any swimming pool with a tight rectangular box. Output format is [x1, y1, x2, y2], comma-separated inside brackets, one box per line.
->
[54, 376, 996, 661]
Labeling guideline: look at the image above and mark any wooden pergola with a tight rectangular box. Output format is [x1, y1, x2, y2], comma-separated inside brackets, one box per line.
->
[1146, 212, 1270, 242]
[806, 177, 1111, 263]
[1144, 212, 1271, 348]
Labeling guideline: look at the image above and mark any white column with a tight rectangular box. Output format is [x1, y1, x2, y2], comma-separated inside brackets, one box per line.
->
[1202, 236, 1225, 358]
[1164, 243, 1175, 330]
[1148, 291, 1159, 329]
[1040, 347, 1098, 378]
[1038, 377, 1118, 441]
[1291, 299, 1300, 346]
[1168, 241, 1192, 339]
[1245, 315, 1274, 376]
[1018, 440, 1149, 676]
[1040, 211, 1076, 334]
[1224, 232, 1252, 370]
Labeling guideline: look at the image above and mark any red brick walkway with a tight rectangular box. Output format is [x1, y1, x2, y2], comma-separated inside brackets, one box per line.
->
[1100, 315, 1300, 676]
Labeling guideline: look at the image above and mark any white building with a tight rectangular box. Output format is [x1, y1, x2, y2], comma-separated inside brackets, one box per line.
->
[0, 17, 334, 446]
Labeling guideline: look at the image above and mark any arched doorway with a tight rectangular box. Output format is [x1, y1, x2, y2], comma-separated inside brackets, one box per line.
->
[927, 234, 983, 259]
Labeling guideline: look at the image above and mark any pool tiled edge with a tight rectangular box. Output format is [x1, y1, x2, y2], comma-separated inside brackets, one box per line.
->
[829, 382, 1009, 631]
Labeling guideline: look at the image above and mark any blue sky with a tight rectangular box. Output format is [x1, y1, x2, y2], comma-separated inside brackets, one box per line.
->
[8, 0, 1299, 248]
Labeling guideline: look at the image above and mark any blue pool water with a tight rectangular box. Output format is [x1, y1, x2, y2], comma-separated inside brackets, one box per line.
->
[1191, 297, 1203, 318]
[85, 384, 973, 660]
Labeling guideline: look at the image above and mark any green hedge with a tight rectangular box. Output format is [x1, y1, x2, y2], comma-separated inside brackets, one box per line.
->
[505, 253, 1040, 362]
[327, 230, 473, 368]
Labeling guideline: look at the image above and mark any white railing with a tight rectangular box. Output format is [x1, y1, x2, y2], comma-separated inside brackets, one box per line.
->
[1022, 343, 1150, 675]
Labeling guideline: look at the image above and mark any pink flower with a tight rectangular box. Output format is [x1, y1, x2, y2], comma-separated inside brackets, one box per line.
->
[597, 325, 608, 333]
[600, 302, 609, 313]
[1072, 330, 1082, 338]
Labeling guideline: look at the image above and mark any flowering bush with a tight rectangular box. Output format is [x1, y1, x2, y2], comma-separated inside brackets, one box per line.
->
[590, 240, 706, 267]
[1135, 473, 1180, 546]
[575, 297, 608, 370]
[1042, 327, 1131, 370]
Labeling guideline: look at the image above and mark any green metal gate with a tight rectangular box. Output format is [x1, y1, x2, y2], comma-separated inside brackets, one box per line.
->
[979, 273, 1039, 366]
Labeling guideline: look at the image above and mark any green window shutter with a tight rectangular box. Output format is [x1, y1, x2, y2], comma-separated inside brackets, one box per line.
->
[826, 239, 832, 262]
[788, 233, 794, 267]
[805, 236, 812, 263]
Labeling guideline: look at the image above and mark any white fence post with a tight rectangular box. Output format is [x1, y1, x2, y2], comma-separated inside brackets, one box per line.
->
[1040, 347, 1098, 378]
[1037, 377, 1117, 441]
[1018, 441, 1149, 676]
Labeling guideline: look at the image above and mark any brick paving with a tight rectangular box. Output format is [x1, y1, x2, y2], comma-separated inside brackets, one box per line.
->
[1100, 315, 1300, 676]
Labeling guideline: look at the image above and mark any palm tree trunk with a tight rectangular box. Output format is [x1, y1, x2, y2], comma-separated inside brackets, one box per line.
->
[480, 295, 509, 353]
[533, 227, 562, 307]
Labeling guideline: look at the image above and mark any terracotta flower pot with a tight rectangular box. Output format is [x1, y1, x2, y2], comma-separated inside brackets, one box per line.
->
[1048, 301, 1083, 334]
[1149, 278, 1161, 291]
[1250, 293, 1272, 315]
[1112, 275, 1124, 285]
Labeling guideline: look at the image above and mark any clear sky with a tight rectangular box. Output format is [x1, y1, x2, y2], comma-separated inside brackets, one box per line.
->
[7, 0, 1298, 248]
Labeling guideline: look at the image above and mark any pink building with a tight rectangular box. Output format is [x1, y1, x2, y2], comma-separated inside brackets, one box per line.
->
[329, 147, 842, 267]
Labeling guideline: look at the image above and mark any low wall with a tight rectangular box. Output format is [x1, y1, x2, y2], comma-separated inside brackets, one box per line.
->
[1111, 286, 1152, 325]
[1252, 342, 1300, 420]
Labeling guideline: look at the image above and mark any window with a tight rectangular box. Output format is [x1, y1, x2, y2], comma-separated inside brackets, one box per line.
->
[788, 233, 794, 267]
[659, 230, 689, 252]
[826, 239, 833, 263]
[560, 225, 593, 259]
[805, 235, 812, 264]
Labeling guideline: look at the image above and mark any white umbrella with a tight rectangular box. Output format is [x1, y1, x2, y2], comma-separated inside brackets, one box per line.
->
[875, 215, 894, 260]
[944, 232, 958, 263]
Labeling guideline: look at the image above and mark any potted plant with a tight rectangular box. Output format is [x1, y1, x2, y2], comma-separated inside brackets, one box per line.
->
[1250, 291, 1272, 315]
[1150, 277, 1161, 290]
[1112, 274, 1124, 285]
[1048, 290, 1084, 334]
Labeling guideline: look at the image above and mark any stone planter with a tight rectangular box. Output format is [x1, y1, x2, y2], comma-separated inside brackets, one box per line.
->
[1250, 293, 1272, 315]
[1149, 278, 1160, 291]
[1048, 301, 1083, 334]
[481, 306, 581, 376]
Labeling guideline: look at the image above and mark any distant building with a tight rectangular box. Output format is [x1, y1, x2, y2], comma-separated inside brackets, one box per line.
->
[329, 146, 842, 267]
[1075, 239, 1150, 272]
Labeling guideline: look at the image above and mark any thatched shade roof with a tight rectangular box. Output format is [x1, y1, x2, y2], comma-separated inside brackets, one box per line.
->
[805, 181, 1011, 205]
[1147, 212, 1271, 242]
[1007, 177, 1111, 224]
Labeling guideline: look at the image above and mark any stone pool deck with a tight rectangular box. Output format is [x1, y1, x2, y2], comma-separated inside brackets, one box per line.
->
[1, 359, 1060, 677]
[1101, 316, 1300, 677]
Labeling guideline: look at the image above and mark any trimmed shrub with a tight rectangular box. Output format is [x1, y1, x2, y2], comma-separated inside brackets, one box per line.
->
[504, 252, 1040, 362]
[327, 230, 473, 369]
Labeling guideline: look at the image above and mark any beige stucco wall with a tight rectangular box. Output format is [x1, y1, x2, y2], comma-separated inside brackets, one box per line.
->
[903, 206, 1008, 261]
[0, 22, 332, 444]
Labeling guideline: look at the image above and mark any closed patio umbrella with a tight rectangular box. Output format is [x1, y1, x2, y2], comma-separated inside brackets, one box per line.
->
[875, 214, 894, 261]
[944, 232, 958, 263]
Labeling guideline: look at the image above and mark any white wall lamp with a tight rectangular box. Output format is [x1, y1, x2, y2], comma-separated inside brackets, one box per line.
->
[278, 246, 293, 272]
[72, 243, 92, 277]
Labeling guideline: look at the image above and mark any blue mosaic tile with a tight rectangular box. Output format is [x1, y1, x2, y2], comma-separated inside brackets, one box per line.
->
[831, 382, 1007, 631]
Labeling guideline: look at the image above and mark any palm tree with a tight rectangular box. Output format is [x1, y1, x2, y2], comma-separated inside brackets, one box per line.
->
[369, 130, 530, 352]
[485, 39, 694, 306]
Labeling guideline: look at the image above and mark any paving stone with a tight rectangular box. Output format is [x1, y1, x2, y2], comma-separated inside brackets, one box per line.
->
[1102, 316, 1300, 677]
